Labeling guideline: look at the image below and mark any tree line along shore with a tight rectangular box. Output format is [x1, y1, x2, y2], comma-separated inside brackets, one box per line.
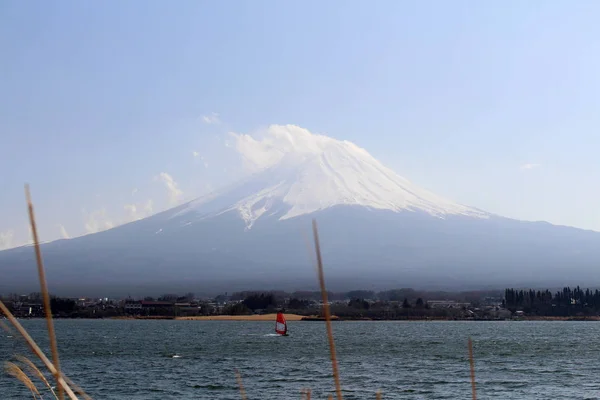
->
[3, 286, 600, 321]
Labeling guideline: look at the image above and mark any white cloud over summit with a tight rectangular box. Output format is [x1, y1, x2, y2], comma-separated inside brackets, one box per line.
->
[230, 124, 366, 173]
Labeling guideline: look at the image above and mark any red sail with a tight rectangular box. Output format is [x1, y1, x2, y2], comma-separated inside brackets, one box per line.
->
[275, 312, 287, 335]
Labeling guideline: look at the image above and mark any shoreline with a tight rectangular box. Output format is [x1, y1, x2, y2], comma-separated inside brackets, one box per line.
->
[110, 313, 312, 321]
[12, 315, 600, 322]
[103, 315, 600, 322]
[176, 313, 308, 321]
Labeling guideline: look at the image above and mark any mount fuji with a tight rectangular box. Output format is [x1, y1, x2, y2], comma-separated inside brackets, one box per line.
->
[1, 125, 600, 296]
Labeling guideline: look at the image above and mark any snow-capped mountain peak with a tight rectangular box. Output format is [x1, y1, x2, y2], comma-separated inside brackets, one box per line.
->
[173, 125, 487, 229]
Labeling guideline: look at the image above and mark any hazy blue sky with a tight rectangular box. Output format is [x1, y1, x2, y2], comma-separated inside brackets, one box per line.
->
[2, 0, 600, 249]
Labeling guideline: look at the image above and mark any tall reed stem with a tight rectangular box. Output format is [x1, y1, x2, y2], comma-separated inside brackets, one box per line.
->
[312, 219, 343, 400]
[235, 369, 247, 400]
[468, 337, 477, 400]
[25, 185, 64, 400]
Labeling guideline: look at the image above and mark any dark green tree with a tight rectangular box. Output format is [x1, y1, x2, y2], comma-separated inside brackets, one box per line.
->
[348, 298, 370, 309]
[402, 298, 411, 308]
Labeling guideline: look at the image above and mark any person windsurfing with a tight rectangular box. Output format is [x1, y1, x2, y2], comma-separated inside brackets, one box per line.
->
[275, 309, 288, 336]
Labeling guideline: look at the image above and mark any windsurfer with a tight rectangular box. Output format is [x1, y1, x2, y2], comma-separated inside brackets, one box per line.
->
[275, 311, 289, 336]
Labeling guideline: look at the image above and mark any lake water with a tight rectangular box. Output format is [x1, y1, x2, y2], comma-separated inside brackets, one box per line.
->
[1, 320, 600, 399]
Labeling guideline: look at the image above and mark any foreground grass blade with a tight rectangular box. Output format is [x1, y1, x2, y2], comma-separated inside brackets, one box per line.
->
[0, 301, 78, 399]
[62, 375, 93, 400]
[468, 337, 477, 400]
[15, 355, 58, 399]
[25, 185, 64, 400]
[312, 219, 343, 400]
[300, 388, 312, 400]
[235, 369, 247, 400]
[4, 361, 41, 399]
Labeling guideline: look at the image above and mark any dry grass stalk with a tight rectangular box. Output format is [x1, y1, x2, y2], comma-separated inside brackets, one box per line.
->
[5, 361, 41, 399]
[312, 219, 343, 400]
[0, 301, 79, 399]
[25, 184, 64, 400]
[15, 354, 58, 399]
[235, 369, 247, 400]
[301, 388, 312, 400]
[62, 375, 94, 400]
[468, 337, 477, 400]
[2, 323, 90, 399]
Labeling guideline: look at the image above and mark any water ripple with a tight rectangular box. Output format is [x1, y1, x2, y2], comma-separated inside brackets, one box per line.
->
[1, 320, 600, 399]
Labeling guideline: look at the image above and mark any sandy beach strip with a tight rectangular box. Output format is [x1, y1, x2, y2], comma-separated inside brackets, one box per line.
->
[175, 313, 309, 321]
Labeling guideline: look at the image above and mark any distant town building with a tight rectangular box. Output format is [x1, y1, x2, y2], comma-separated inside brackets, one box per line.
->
[426, 300, 471, 309]
[124, 300, 142, 312]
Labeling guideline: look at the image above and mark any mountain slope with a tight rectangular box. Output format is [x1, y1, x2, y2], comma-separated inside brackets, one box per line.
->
[2, 205, 600, 296]
[0, 125, 599, 296]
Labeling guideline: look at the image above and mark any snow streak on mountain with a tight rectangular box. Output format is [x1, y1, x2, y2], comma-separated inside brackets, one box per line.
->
[173, 125, 488, 229]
